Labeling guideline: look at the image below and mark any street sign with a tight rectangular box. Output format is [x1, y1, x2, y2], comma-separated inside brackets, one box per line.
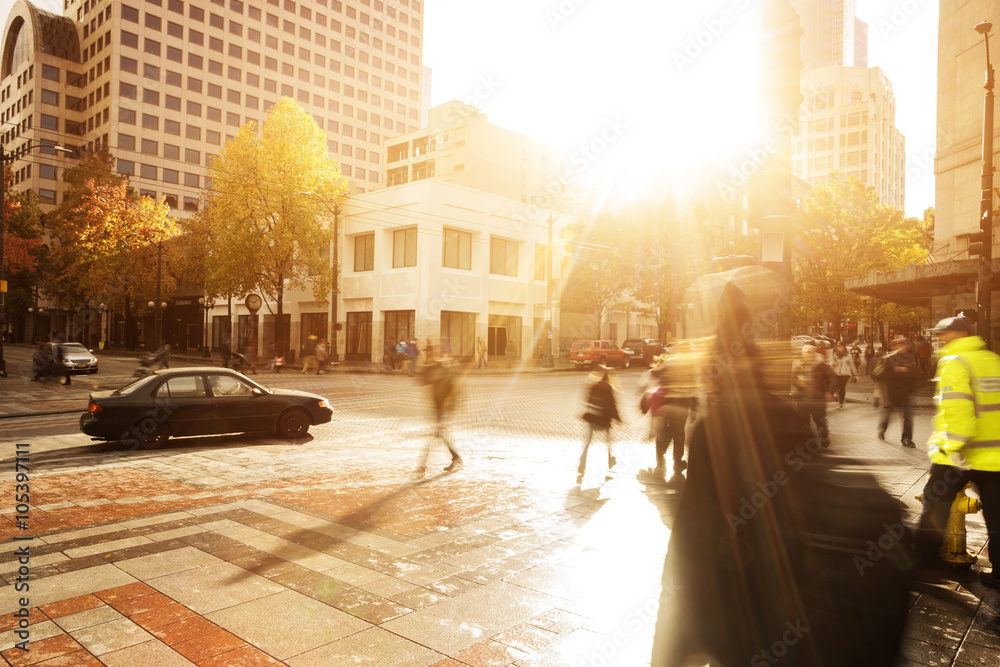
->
[544, 309, 550, 321]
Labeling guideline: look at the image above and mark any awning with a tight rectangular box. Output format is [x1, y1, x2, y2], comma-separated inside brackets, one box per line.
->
[844, 259, 1000, 305]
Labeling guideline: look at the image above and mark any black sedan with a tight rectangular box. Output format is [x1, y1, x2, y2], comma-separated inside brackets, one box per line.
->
[80, 367, 333, 448]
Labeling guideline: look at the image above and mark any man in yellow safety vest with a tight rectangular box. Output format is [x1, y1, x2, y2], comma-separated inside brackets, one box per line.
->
[915, 314, 1000, 587]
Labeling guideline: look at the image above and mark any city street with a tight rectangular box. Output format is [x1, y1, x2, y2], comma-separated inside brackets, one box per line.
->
[1, 366, 999, 665]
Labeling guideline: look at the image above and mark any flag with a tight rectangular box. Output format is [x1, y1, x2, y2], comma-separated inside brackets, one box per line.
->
[925, 251, 935, 265]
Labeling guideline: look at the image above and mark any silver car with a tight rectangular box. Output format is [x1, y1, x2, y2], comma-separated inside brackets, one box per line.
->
[58, 343, 99, 374]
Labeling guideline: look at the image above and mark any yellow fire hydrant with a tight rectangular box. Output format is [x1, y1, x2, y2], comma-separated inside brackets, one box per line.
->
[916, 483, 982, 566]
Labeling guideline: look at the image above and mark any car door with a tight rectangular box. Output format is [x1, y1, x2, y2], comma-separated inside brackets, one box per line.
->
[151, 375, 215, 436]
[207, 373, 274, 433]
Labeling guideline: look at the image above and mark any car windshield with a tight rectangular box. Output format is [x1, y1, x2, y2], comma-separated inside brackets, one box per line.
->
[622, 340, 643, 347]
[61, 343, 89, 354]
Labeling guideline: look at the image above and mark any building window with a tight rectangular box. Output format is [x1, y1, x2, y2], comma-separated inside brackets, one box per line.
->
[442, 228, 471, 270]
[392, 228, 416, 268]
[141, 139, 157, 154]
[184, 172, 199, 187]
[354, 233, 374, 271]
[163, 169, 179, 183]
[38, 189, 56, 204]
[119, 108, 136, 124]
[118, 133, 136, 150]
[185, 148, 200, 163]
[120, 56, 137, 73]
[118, 160, 135, 175]
[141, 164, 157, 179]
[490, 238, 517, 277]
[40, 114, 58, 130]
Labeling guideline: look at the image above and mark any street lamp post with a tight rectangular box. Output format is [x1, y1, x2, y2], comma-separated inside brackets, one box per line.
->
[199, 296, 215, 357]
[540, 214, 557, 368]
[976, 21, 996, 348]
[301, 192, 341, 365]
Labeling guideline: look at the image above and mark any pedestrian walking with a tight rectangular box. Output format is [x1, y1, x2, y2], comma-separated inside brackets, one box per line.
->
[267, 342, 283, 374]
[791, 344, 837, 448]
[578, 366, 621, 482]
[875, 337, 918, 447]
[864, 341, 876, 376]
[301, 335, 318, 374]
[423, 338, 435, 364]
[315, 339, 328, 374]
[221, 333, 232, 369]
[415, 358, 462, 478]
[395, 340, 407, 370]
[916, 334, 933, 377]
[476, 336, 488, 369]
[383, 340, 396, 371]
[914, 314, 1000, 588]
[406, 338, 418, 376]
[505, 339, 516, 368]
[831, 342, 859, 409]
[651, 283, 912, 666]
[640, 356, 693, 483]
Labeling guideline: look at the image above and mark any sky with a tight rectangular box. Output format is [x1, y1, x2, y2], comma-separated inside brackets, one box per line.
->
[422, 0, 940, 218]
[0, 0, 939, 217]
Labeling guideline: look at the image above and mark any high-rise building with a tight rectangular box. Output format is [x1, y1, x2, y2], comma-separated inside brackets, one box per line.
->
[0, 0, 425, 208]
[793, 65, 905, 208]
[792, 0, 867, 72]
[790, 0, 904, 208]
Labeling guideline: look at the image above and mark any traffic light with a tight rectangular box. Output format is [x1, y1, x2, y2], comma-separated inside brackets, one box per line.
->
[969, 231, 989, 257]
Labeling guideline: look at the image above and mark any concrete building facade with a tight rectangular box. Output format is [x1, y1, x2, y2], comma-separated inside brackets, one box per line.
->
[792, 0, 868, 72]
[384, 100, 567, 205]
[793, 65, 905, 209]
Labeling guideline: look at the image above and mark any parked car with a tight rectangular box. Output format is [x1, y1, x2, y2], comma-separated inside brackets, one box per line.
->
[80, 367, 333, 448]
[621, 339, 666, 366]
[568, 340, 631, 370]
[791, 334, 816, 350]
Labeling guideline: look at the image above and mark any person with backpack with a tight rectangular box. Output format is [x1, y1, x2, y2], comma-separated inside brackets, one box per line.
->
[875, 337, 919, 448]
[914, 314, 1000, 588]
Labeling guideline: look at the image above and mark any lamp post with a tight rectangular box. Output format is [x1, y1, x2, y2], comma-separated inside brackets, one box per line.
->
[147, 299, 166, 349]
[199, 296, 215, 357]
[540, 214, 558, 368]
[98, 303, 106, 349]
[301, 192, 341, 365]
[976, 21, 996, 348]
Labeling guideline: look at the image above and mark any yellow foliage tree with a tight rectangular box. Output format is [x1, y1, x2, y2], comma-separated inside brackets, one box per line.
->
[196, 97, 348, 314]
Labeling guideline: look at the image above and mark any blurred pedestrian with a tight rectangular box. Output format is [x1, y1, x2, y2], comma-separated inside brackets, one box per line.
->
[831, 342, 859, 410]
[441, 337, 452, 358]
[640, 356, 693, 483]
[876, 337, 918, 447]
[791, 344, 837, 448]
[916, 334, 933, 377]
[302, 334, 319, 374]
[415, 358, 462, 478]
[505, 339, 516, 368]
[267, 342, 282, 373]
[651, 283, 911, 666]
[578, 366, 620, 482]
[407, 338, 418, 376]
[221, 333, 232, 369]
[423, 338, 435, 363]
[914, 314, 1000, 587]
[315, 338, 328, 374]
[476, 336, 488, 369]
[395, 340, 407, 370]
[383, 340, 396, 371]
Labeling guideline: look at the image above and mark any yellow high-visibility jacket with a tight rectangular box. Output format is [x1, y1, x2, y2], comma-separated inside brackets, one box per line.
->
[928, 335, 1000, 471]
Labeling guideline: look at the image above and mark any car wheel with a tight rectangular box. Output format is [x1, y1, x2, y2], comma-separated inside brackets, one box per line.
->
[621, 355, 630, 369]
[130, 421, 169, 450]
[276, 409, 311, 439]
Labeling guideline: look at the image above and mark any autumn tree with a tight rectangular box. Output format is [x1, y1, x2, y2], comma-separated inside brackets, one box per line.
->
[195, 97, 347, 315]
[793, 175, 925, 338]
[3, 166, 44, 339]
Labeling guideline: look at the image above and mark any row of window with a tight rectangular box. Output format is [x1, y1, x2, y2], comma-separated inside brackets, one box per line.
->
[354, 230, 547, 279]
